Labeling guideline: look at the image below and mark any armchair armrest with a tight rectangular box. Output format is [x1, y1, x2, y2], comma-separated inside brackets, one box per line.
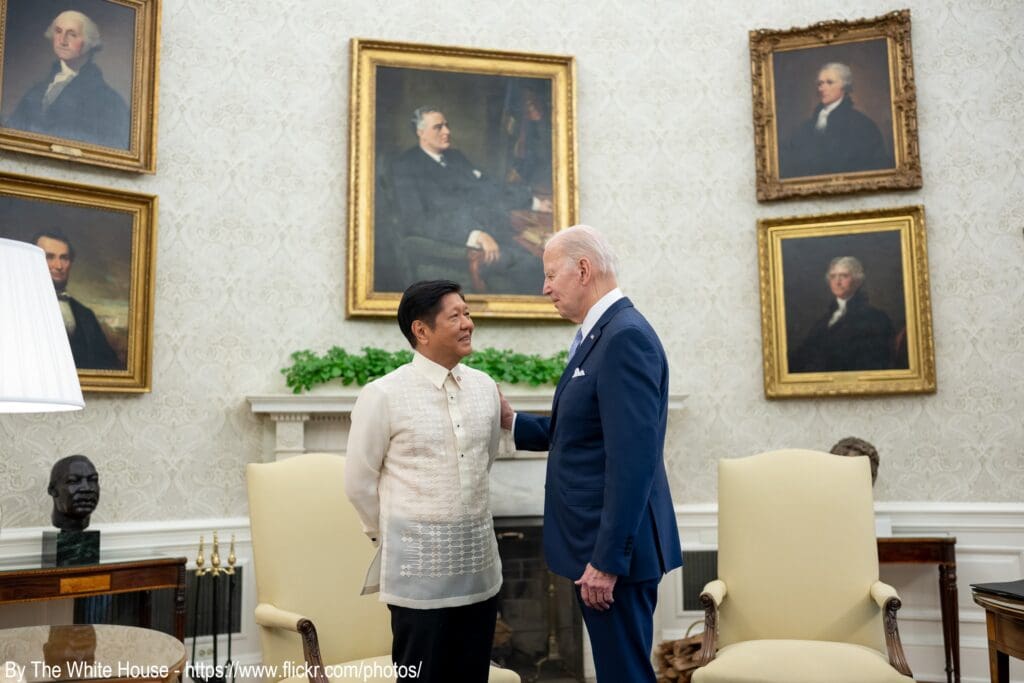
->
[254, 603, 327, 683]
[869, 581, 912, 677]
[697, 580, 728, 667]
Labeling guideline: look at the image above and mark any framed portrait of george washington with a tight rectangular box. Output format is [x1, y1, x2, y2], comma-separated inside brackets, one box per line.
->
[749, 10, 922, 201]
[0, 0, 160, 172]
[347, 38, 578, 319]
[0, 172, 157, 392]
[757, 205, 935, 399]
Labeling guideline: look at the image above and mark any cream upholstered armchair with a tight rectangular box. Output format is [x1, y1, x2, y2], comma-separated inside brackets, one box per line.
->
[692, 449, 913, 683]
[246, 452, 520, 683]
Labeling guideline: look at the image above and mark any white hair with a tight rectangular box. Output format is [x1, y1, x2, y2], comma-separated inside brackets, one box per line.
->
[820, 62, 853, 92]
[410, 106, 442, 135]
[546, 224, 618, 277]
[46, 11, 103, 53]
[827, 256, 865, 286]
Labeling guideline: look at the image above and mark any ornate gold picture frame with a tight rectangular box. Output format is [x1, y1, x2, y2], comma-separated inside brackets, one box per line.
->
[0, 172, 157, 392]
[758, 206, 935, 398]
[347, 38, 578, 319]
[0, 0, 161, 172]
[749, 10, 921, 201]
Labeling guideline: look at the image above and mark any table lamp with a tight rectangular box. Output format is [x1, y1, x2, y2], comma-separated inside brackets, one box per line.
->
[0, 237, 84, 412]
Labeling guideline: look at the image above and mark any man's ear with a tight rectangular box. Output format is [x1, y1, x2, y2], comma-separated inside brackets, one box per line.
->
[577, 256, 593, 284]
[411, 319, 429, 346]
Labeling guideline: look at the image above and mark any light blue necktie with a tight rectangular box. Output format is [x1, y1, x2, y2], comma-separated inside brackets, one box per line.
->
[567, 329, 583, 363]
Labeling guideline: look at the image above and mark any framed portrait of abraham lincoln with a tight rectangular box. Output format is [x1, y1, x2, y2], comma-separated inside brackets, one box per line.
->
[757, 205, 935, 399]
[347, 38, 578, 319]
[0, 0, 161, 172]
[749, 9, 922, 201]
[0, 172, 157, 392]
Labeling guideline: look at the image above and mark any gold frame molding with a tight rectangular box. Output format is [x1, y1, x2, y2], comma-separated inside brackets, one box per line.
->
[758, 205, 935, 398]
[347, 38, 578, 319]
[749, 9, 921, 201]
[0, 0, 161, 173]
[0, 172, 157, 392]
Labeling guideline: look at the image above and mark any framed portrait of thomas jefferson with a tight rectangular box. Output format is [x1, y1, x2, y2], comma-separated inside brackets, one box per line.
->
[758, 206, 935, 398]
[750, 10, 922, 201]
[347, 38, 578, 319]
[0, 0, 160, 172]
[0, 172, 157, 392]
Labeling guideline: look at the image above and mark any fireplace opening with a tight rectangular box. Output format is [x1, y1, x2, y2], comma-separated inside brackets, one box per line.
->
[492, 517, 583, 682]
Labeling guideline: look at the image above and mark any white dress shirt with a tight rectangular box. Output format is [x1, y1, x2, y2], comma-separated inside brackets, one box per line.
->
[345, 351, 503, 609]
[576, 287, 625, 342]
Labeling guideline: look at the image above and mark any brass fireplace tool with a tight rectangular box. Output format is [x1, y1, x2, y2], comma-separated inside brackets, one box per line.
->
[190, 532, 237, 683]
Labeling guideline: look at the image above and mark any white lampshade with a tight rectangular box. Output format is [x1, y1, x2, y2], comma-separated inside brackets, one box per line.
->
[0, 238, 84, 412]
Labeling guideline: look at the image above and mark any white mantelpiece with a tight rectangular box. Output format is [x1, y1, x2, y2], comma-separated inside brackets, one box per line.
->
[247, 385, 687, 462]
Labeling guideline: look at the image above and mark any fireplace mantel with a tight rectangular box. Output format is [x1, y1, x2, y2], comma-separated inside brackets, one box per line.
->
[247, 385, 687, 462]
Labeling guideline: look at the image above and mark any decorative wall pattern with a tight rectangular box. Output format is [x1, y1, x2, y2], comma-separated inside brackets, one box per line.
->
[1, 0, 1021, 527]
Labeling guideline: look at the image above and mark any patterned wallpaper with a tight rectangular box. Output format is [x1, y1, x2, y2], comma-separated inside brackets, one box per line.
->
[1, 0, 1021, 527]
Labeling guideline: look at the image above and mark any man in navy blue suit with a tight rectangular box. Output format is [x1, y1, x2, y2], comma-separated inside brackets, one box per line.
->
[500, 224, 683, 682]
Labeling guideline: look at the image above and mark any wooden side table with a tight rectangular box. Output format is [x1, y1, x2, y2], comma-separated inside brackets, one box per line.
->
[971, 590, 1024, 683]
[878, 537, 959, 683]
[0, 553, 187, 642]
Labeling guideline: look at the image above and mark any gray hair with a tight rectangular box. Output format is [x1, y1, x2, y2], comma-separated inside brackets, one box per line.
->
[46, 11, 103, 53]
[546, 224, 618, 277]
[826, 256, 865, 287]
[819, 62, 853, 93]
[410, 106, 442, 135]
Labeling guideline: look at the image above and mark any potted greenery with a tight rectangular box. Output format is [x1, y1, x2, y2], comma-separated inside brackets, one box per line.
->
[281, 347, 568, 394]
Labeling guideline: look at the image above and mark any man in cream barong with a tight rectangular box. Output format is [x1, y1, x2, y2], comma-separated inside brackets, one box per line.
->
[345, 279, 505, 683]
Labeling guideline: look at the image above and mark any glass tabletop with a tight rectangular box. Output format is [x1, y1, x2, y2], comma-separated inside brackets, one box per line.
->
[0, 624, 185, 682]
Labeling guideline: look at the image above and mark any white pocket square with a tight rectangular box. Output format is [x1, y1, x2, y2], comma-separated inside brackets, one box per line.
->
[572, 368, 586, 378]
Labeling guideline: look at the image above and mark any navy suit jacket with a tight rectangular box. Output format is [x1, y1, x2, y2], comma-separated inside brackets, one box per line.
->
[515, 298, 683, 582]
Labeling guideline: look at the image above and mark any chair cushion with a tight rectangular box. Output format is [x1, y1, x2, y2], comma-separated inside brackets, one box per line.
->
[275, 655, 520, 683]
[692, 640, 913, 683]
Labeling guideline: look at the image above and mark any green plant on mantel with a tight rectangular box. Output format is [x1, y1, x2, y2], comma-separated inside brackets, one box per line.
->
[282, 346, 568, 393]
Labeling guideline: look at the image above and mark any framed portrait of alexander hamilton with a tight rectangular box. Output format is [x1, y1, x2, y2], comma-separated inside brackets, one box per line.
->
[749, 10, 922, 201]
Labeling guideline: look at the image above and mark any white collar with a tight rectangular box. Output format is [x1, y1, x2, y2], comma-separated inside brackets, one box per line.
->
[57, 60, 79, 78]
[578, 287, 624, 340]
[411, 350, 460, 389]
[421, 147, 445, 164]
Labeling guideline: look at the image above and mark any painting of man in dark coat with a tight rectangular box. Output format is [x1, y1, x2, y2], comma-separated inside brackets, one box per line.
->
[2, 6, 131, 149]
[789, 255, 897, 373]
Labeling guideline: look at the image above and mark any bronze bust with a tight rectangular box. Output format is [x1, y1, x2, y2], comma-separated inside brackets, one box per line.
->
[48, 455, 100, 531]
[830, 437, 880, 485]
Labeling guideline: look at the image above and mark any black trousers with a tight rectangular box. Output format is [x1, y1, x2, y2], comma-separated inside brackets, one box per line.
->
[388, 594, 498, 683]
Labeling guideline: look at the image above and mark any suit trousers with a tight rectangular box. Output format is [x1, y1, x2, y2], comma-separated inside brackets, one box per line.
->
[577, 578, 660, 683]
[388, 594, 498, 683]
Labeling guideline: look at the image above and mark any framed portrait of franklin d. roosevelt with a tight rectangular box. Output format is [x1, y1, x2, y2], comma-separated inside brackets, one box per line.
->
[749, 10, 922, 201]
[758, 205, 935, 399]
[347, 38, 578, 319]
[0, 0, 161, 172]
[0, 172, 157, 392]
